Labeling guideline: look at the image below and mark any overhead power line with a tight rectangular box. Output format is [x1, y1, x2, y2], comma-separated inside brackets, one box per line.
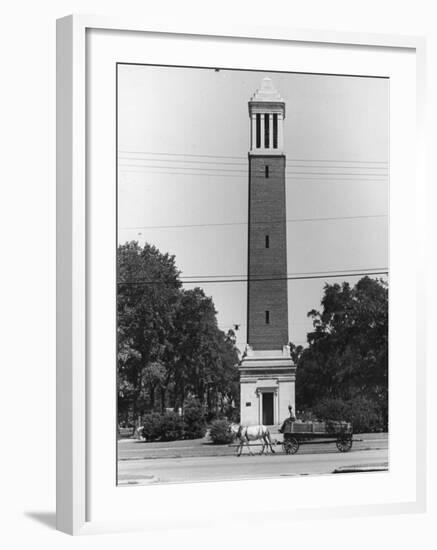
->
[119, 157, 246, 166]
[177, 267, 388, 280]
[119, 169, 387, 182]
[120, 164, 249, 173]
[119, 213, 387, 231]
[118, 158, 389, 172]
[117, 269, 388, 286]
[118, 158, 388, 171]
[118, 163, 388, 176]
[118, 150, 245, 160]
[120, 169, 247, 178]
[118, 150, 389, 164]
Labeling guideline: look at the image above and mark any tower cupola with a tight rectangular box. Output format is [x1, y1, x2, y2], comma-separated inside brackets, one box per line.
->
[248, 77, 286, 155]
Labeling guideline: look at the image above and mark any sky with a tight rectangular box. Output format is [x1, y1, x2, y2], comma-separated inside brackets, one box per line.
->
[117, 65, 389, 352]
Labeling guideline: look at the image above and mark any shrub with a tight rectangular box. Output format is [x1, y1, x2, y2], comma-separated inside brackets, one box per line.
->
[346, 396, 381, 434]
[209, 419, 235, 444]
[141, 412, 163, 441]
[141, 411, 184, 441]
[183, 397, 206, 439]
[159, 411, 185, 441]
[312, 396, 383, 434]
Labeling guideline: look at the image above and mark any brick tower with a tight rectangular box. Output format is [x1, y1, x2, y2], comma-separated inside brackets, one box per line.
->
[239, 78, 296, 427]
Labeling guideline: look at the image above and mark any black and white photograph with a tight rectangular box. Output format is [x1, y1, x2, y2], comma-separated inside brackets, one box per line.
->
[116, 64, 389, 486]
[2, 0, 434, 544]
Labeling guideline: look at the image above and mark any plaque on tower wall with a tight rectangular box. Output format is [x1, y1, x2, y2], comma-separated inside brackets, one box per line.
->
[57, 17, 426, 535]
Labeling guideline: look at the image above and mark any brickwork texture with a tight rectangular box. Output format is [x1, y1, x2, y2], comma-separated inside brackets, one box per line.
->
[247, 154, 289, 350]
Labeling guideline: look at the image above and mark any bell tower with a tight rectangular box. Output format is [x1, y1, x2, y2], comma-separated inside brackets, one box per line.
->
[239, 78, 296, 427]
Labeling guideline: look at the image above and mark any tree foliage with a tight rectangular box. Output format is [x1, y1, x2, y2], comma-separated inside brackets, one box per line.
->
[294, 277, 388, 431]
[117, 241, 240, 427]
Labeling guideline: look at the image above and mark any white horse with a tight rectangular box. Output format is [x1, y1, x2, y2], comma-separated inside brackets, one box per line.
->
[230, 423, 276, 456]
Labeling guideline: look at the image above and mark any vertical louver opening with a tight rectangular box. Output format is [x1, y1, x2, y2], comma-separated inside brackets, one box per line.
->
[264, 113, 269, 148]
[273, 114, 278, 148]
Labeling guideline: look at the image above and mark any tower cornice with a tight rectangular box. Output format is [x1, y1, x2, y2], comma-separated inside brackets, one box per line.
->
[249, 101, 286, 118]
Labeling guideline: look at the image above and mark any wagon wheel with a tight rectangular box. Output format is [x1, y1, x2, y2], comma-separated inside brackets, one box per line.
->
[336, 436, 353, 452]
[283, 437, 299, 455]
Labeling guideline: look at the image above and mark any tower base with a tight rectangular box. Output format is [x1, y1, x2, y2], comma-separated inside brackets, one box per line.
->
[238, 345, 296, 426]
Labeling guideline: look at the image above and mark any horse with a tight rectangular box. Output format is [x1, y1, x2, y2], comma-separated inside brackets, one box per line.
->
[230, 423, 276, 456]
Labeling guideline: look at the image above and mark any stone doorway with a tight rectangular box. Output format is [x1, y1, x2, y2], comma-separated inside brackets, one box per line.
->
[262, 392, 274, 425]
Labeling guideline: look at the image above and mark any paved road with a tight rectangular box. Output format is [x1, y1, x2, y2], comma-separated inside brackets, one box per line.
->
[118, 434, 388, 485]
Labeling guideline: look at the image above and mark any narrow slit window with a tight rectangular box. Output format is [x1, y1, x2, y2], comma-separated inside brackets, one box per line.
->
[273, 114, 278, 148]
[264, 113, 270, 148]
[265, 311, 270, 324]
[256, 113, 261, 148]
[265, 235, 270, 248]
[265, 165, 269, 178]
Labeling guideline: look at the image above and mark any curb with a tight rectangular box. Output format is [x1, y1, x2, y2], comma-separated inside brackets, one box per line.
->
[333, 464, 388, 474]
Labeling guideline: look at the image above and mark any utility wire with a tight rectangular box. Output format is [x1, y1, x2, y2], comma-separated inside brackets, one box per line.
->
[119, 169, 387, 181]
[118, 150, 389, 164]
[120, 164, 249, 173]
[118, 164, 388, 174]
[117, 270, 388, 286]
[119, 157, 247, 166]
[119, 213, 387, 231]
[177, 267, 388, 280]
[117, 267, 388, 282]
[118, 150, 245, 160]
[120, 170, 246, 178]
[119, 161, 389, 173]
[118, 164, 388, 177]
[118, 158, 388, 171]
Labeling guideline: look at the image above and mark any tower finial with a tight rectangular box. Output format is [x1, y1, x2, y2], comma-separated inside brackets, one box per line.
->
[250, 77, 283, 102]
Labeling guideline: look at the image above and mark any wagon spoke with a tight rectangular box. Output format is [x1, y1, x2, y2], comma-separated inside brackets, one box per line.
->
[283, 437, 299, 455]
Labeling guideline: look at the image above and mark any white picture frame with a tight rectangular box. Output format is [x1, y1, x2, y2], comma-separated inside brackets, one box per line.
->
[56, 14, 427, 535]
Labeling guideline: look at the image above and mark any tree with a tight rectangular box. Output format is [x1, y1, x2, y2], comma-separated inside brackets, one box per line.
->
[117, 241, 181, 421]
[294, 277, 388, 430]
[168, 287, 239, 414]
[117, 241, 240, 427]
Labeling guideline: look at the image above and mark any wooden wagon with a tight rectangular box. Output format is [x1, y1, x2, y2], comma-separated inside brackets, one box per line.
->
[280, 419, 353, 455]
